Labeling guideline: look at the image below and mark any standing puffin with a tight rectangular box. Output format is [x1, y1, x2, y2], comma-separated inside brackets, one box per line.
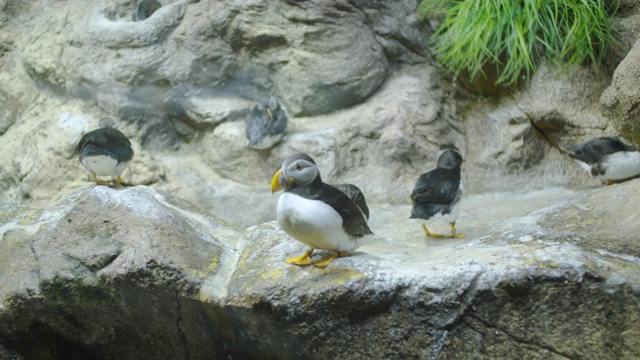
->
[78, 118, 134, 187]
[566, 136, 640, 185]
[270, 154, 373, 269]
[246, 95, 289, 150]
[410, 145, 465, 238]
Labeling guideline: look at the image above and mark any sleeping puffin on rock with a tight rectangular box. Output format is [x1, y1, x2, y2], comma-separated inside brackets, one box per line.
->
[410, 145, 465, 239]
[246, 95, 289, 150]
[566, 136, 640, 185]
[270, 153, 373, 269]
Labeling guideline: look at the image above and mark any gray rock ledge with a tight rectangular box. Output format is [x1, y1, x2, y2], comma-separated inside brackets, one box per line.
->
[1, 183, 639, 359]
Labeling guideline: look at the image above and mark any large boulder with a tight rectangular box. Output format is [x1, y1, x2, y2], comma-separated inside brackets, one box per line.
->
[606, 0, 640, 71]
[1, 183, 639, 359]
[0, 186, 242, 358]
[599, 0, 640, 147]
[601, 36, 640, 149]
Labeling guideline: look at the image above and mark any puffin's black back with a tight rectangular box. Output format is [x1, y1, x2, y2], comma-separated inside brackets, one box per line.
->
[332, 183, 370, 220]
[410, 202, 443, 220]
[411, 168, 460, 203]
[78, 128, 134, 163]
[288, 176, 373, 237]
[410, 149, 462, 220]
[568, 137, 635, 164]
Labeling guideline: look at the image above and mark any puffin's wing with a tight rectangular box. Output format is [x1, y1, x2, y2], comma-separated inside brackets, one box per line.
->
[617, 138, 638, 152]
[332, 183, 370, 220]
[79, 129, 131, 150]
[568, 137, 630, 164]
[272, 102, 289, 132]
[314, 184, 373, 237]
[410, 169, 460, 204]
[78, 128, 133, 162]
[245, 105, 268, 142]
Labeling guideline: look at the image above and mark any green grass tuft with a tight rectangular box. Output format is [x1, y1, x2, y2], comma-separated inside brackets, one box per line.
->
[419, 0, 618, 86]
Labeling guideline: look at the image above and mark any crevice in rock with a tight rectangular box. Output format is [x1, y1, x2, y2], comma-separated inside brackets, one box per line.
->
[28, 243, 38, 262]
[441, 272, 482, 330]
[175, 291, 190, 360]
[59, 254, 97, 278]
[470, 313, 572, 359]
[93, 252, 120, 272]
[373, 31, 426, 59]
[516, 104, 566, 153]
[512, 99, 606, 151]
[428, 329, 449, 357]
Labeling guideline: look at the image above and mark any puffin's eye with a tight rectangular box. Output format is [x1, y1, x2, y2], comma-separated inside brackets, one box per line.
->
[296, 164, 302, 171]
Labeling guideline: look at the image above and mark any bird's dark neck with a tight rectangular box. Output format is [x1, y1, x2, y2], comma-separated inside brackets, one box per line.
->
[309, 173, 324, 188]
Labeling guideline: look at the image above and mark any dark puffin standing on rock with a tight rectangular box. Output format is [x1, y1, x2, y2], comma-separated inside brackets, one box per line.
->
[246, 95, 289, 150]
[410, 145, 465, 238]
[566, 136, 640, 185]
[270, 153, 373, 269]
[77, 118, 134, 187]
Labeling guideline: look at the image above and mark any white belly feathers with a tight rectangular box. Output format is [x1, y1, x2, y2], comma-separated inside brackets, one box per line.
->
[599, 151, 640, 180]
[82, 155, 129, 177]
[277, 192, 361, 252]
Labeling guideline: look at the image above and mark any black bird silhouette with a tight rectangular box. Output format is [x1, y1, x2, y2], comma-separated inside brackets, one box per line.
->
[566, 136, 640, 185]
[410, 146, 465, 238]
[78, 118, 134, 187]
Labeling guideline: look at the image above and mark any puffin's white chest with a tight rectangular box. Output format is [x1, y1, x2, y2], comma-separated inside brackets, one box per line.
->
[599, 151, 640, 180]
[81, 155, 128, 177]
[276, 192, 360, 252]
[249, 133, 284, 150]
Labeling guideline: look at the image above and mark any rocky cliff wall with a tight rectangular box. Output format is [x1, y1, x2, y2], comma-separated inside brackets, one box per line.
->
[0, 0, 637, 229]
